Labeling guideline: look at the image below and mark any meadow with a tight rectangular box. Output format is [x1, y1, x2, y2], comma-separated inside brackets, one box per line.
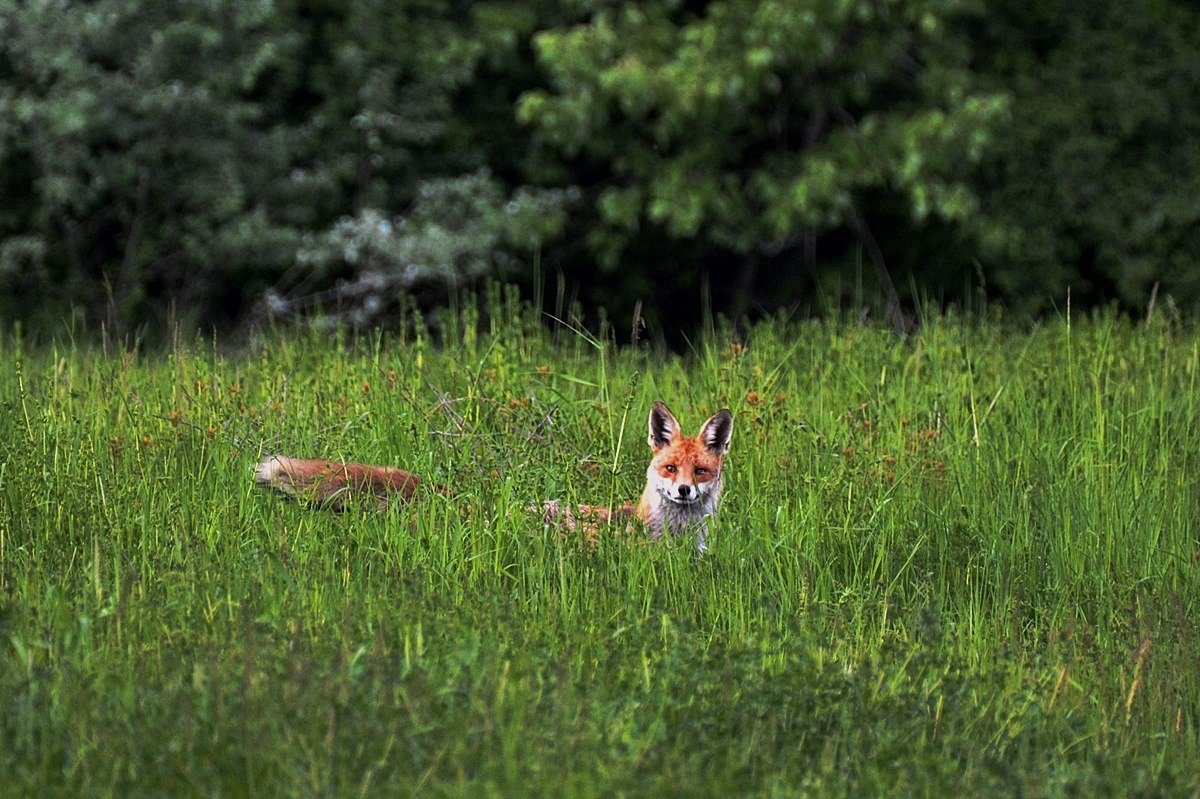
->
[2, 292, 1198, 796]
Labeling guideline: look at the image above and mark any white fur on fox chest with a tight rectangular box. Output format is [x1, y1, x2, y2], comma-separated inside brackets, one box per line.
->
[639, 466, 723, 552]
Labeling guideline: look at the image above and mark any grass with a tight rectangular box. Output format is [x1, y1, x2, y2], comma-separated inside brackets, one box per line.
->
[2, 290, 1198, 796]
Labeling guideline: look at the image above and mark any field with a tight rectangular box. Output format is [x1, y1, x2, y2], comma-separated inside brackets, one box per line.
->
[2, 294, 1198, 796]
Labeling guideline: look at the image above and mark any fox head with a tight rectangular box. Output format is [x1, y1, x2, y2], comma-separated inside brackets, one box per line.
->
[645, 401, 734, 509]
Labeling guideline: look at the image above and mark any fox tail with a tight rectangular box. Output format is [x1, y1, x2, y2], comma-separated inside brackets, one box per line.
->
[254, 455, 425, 510]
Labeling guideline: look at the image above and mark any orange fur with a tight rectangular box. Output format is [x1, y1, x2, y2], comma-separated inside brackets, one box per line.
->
[254, 456, 425, 510]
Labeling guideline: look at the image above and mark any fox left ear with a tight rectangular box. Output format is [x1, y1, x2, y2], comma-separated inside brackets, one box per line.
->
[699, 409, 733, 455]
[648, 401, 681, 451]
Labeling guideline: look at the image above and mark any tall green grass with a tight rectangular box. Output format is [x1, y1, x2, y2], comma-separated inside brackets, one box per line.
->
[2, 293, 1198, 796]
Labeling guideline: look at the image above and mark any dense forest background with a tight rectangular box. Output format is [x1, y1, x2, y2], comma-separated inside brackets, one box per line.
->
[1, 0, 1197, 340]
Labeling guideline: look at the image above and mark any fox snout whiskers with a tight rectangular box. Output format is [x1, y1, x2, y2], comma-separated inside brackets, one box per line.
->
[661, 484, 703, 505]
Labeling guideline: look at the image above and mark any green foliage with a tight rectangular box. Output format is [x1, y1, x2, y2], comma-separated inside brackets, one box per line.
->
[272, 170, 574, 327]
[1, 0, 1199, 337]
[519, 0, 1008, 265]
[0, 0, 569, 336]
[0, 0, 302, 330]
[969, 0, 1200, 312]
[1, 303, 1199, 794]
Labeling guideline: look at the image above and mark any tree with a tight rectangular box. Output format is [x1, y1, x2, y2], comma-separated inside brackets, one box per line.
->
[259, 0, 574, 330]
[518, 0, 1008, 329]
[967, 0, 1200, 313]
[0, 0, 302, 333]
[0, 0, 573, 337]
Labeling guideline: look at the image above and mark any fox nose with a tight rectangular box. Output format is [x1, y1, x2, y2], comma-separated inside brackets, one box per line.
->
[677, 484, 691, 498]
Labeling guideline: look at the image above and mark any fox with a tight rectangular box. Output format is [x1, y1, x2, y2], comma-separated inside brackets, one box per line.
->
[254, 401, 733, 551]
[536, 402, 733, 552]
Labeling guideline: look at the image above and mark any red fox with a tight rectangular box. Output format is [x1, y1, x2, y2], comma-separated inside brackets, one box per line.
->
[254, 401, 733, 551]
[536, 402, 733, 552]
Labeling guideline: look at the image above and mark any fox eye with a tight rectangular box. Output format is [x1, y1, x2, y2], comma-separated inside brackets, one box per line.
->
[695, 467, 708, 476]
[664, 464, 677, 474]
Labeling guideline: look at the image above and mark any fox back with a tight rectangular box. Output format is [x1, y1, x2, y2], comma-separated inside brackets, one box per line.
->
[636, 402, 733, 552]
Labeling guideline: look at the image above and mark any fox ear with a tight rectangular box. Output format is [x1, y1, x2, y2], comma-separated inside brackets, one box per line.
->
[648, 401, 681, 451]
[698, 409, 733, 455]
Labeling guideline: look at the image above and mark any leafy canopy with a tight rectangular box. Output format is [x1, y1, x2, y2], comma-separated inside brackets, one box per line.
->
[519, 0, 1009, 266]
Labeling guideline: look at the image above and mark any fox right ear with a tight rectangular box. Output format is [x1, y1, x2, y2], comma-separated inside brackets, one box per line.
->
[648, 401, 680, 451]
[698, 409, 733, 455]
